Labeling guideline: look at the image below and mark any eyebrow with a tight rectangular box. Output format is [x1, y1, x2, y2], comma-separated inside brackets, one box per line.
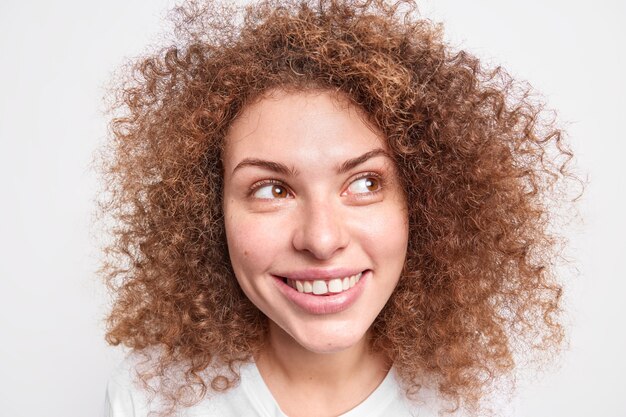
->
[232, 159, 299, 176]
[231, 148, 390, 176]
[337, 148, 389, 174]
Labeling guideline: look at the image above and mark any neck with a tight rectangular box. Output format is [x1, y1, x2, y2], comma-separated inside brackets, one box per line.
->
[254, 322, 391, 416]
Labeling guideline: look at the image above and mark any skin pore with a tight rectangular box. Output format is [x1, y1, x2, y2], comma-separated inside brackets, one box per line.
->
[222, 89, 409, 416]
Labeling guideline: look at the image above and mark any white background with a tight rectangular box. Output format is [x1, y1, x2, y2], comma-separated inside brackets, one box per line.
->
[0, 1, 623, 416]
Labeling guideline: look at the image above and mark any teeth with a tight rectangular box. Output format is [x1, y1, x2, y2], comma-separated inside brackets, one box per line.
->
[342, 277, 350, 290]
[312, 280, 328, 295]
[328, 278, 343, 293]
[289, 271, 365, 295]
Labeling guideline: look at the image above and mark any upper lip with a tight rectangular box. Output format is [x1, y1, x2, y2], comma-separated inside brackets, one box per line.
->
[275, 268, 367, 281]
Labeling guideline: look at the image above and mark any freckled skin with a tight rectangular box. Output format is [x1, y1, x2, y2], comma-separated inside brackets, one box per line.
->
[222, 89, 409, 354]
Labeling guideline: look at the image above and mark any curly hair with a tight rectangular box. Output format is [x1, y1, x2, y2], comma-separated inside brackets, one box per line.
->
[99, 0, 579, 415]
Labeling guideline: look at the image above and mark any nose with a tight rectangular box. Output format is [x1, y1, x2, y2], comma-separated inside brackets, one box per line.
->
[291, 198, 350, 260]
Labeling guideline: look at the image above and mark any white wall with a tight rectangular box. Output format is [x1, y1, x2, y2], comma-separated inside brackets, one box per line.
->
[0, 1, 623, 416]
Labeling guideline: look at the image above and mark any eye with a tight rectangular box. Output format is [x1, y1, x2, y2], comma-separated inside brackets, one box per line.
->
[252, 182, 292, 199]
[346, 175, 382, 195]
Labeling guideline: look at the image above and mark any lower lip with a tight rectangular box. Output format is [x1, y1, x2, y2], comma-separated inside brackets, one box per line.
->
[272, 270, 370, 315]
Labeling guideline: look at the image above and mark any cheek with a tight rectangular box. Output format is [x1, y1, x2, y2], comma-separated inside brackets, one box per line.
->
[357, 206, 409, 263]
[224, 209, 290, 277]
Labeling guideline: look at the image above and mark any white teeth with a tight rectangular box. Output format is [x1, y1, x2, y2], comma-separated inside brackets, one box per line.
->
[328, 278, 343, 293]
[287, 271, 366, 296]
[312, 280, 328, 295]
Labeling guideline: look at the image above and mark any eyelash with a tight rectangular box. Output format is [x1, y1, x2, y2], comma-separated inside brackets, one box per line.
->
[248, 172, 385, 200]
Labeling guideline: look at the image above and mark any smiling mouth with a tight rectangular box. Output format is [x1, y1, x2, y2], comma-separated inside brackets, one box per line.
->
[281, 271, 363, 296]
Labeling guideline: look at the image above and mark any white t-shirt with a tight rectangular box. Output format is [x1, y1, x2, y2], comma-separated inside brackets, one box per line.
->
[104, 355, 518, 417]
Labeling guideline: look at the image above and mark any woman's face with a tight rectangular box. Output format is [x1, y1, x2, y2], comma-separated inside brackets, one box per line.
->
[222, 90, 408, 354]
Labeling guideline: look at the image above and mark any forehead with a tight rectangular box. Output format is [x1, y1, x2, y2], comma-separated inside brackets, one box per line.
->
[222, 89, 386, 172]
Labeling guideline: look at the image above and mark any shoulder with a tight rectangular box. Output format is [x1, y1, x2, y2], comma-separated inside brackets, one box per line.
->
[103, 352, 259, 417]
[401, 381, 522, 417]
[104, 352, 155, 417]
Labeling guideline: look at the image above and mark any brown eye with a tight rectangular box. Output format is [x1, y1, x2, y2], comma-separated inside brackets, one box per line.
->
[364, 177, 379, 191]
[271, 185, 288, 198]
[253, 183, 291, 199]
[347, 176, 382, 194]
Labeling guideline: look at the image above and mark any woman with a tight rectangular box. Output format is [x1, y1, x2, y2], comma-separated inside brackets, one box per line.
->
[101, 1, 577, 416]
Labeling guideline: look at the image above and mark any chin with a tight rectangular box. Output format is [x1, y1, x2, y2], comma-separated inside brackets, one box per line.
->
[290, 323, 370, 354]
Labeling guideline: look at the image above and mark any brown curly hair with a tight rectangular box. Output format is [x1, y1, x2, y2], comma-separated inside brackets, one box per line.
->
[99, 0, 579, 414]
